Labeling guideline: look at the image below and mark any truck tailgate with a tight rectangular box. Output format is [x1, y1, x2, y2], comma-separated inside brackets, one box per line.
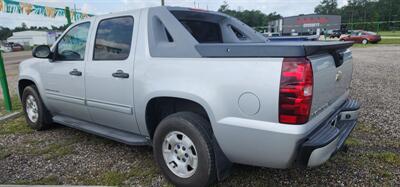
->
[308, 49, 353, 118]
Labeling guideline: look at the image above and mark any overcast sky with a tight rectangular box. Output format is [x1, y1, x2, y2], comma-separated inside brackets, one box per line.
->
[0, 0, 349, 29]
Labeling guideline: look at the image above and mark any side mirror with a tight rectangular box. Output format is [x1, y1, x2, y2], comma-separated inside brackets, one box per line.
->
[32, 45, 52, 59]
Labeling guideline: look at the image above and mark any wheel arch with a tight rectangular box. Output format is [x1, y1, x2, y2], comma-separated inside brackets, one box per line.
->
[18, 78, 38, 100]
[144, 95, 215, 140]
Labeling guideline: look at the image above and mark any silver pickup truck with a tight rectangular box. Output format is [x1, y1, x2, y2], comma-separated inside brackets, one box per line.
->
[18, 6, 360, 186]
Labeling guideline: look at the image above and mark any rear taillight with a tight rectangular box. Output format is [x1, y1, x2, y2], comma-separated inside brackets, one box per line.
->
[279, 58, 313, 124]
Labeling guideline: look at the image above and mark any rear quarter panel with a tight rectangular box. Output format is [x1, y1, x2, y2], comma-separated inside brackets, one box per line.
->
[133, 56, 284, 136]
[134, 8, 283, 138]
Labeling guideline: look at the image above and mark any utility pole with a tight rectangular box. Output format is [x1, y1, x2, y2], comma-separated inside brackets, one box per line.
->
[74, 3, 77, 21]
[161, 0, 165, 6]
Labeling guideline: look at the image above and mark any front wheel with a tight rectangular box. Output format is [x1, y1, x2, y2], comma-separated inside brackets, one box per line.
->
[153, 112, 216, 187]
[362, 39, 368, 45]
[22, 85, 52, 130]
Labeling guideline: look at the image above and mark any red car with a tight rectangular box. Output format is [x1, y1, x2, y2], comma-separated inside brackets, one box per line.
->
[340, 30, 381, 44]
[4, 42, 24, 52]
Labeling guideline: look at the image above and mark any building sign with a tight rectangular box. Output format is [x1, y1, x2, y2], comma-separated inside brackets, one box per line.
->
[296, 17, 329, 25]
[303, 23, 320, 27]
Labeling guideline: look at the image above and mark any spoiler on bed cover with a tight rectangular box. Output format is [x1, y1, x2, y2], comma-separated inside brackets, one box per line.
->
[195, 41, 354, 58]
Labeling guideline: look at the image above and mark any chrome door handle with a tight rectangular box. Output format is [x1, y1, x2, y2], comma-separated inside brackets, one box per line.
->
[112, 70, 129, 78]
[69, 69, 82, 76]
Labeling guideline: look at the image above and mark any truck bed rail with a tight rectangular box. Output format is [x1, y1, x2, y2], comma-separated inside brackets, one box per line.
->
[195, 41, 353, 58]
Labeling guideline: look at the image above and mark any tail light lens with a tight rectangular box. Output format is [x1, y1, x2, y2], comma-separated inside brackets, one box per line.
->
[279, 58, 313, 124]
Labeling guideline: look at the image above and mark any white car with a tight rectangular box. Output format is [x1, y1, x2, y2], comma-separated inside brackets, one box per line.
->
[0, 45, 12, 53]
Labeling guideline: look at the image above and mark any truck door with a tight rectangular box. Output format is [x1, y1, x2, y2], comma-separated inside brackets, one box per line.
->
[40, 21, 92, 121]
[85, 14, 140, 133]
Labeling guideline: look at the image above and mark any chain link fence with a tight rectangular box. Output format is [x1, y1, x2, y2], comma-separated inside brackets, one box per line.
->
[343, 21, 400, 34]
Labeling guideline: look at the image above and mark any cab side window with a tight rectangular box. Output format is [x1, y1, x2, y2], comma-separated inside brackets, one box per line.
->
[56, 22, 90, 61]
[93, 16, 134, 60]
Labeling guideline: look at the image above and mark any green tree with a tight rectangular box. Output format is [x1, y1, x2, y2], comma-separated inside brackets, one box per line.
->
[337, 0, 400, 31]
[314, 0, 340, 15]
[13, 22, 29, 32]
[218, 2, 281, 27]
[0, 27, 13, 41]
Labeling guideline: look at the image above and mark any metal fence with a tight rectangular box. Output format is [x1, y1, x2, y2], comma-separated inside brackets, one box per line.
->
[343, 21, 400, 33]
[256, 20, 400, 35]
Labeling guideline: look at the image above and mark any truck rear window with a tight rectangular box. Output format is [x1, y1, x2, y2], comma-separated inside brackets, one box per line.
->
[179, 20, 222, 43]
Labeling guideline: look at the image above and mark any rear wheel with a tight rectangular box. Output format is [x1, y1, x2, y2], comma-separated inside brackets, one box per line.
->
[22, 85, 52, 130]
[362, 39, 368, 45]
[153, 112, 216, 187]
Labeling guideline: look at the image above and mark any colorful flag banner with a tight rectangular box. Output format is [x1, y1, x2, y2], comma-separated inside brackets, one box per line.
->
[4, 0, 21, 14]
[32, 4, 45, 16]
[20, 2, 32, 14]
[0, 1, 3, 12]
[55, 8, 65, 17]
[0, 0, 93, 21]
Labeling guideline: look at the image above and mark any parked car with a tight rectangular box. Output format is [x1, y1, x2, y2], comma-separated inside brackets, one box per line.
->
[262, 32, 281, 37]
[18, 6, 360, 186]
[340, 30, 381, 44]
[328, 29, 342, 38]
[0, 44, 12, 53]
[3, 42, 25, 52]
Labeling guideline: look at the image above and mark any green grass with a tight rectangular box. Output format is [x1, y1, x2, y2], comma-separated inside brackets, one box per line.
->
[356, 123, 376, 133]
[379, 38, 400, 44]
[0, 117, 33, 135]
[0, 116, 76, 159]
[0, 95, 22, 116]
[41, 143, 74, 160]
[96, 171, 129, 186]
[352, 38, 400, 47]
[0, 114, 397, 185]
[345, 137, 361, 146]
[83, 151, 163, 186]
[352, 44, 374, 48]
[366, 152, 400, 165]
[378, 31, 400, 37]
[29, 138, 77, 159]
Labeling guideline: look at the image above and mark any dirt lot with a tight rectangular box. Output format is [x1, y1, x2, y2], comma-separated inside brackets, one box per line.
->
[0, 45, 399, 186]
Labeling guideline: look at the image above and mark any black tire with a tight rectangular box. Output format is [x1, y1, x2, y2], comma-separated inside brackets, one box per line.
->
[21, 85, 52, 130]
[153, 112, 216, 187]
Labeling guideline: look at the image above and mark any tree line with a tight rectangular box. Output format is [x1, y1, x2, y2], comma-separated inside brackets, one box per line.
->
[315, 0, 400, 31]
[218, 1, 282, 27]
[218, 0, 399, 31]
[0, 23, 68, 41]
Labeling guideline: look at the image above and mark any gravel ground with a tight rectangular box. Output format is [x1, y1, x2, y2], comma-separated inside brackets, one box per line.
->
[0, 45, 399, 186]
